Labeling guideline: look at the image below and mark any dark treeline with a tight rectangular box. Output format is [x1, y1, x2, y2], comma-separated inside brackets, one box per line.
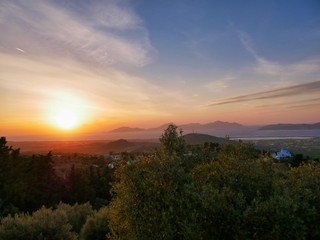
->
[1, 126, 320, 239]
[0, 137, 114, 217]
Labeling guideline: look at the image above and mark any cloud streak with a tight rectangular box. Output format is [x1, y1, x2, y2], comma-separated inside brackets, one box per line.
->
[15, 48, 26, 53]
[0, 52, 191, 123]
[238, 31, 281, 75]
[0, 0, 153, 66]
[238, 31, 320, 80]
[205, 77, 234, 93]
[254, 97, 320, 112]
[208, 80, 320, 107]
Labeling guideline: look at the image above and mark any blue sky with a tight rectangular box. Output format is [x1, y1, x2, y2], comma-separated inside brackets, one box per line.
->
[0, 0, 320, 137]
[135, 0, 320, 79]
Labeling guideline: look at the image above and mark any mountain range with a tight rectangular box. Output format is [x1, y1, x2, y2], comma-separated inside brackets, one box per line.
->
[108, 121, 243, 133]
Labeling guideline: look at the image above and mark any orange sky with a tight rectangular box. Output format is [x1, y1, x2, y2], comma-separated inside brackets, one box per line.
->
[1, 0, 320, 139]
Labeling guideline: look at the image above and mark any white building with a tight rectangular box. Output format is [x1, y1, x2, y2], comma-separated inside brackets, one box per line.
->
[273, 148, 291, 160]
[107, 163, 115, 168]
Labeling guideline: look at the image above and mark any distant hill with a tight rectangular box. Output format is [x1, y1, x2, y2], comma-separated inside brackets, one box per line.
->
[108, 121, 244, 133]
[148, 123, 173, 131]
[103, 139, 159, 152]
[183, 133, 226, 145]
[259, 122, 320, 130]
[179, 123, 202, 130]
[201, 121, 243, 129]
[108, 127, 145, 133]
[104, 139, 136, 149]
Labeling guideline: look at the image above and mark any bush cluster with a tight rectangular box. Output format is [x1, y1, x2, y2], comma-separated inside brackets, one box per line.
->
[108, 125, 320, 239]
[0, 203, 110, 240]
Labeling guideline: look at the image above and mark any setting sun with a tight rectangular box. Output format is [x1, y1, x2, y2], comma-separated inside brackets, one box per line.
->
[46, 92, 89, 131]
[54, 108, 79, 130]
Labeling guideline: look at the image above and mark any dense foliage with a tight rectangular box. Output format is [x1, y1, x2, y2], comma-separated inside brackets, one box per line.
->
[80, 207, 110, 240]
[1, 125, 320, 239]
[0, 204, 78, 240]
[108, 125, 320, 239]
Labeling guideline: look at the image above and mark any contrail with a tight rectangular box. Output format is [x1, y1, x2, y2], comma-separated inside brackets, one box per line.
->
[15, 48, 26, 53]
[208, 80, 320, 107]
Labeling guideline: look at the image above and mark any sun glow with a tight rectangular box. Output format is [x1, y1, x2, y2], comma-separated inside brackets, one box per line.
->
[47, 92, 88, 131]
[54, 108, 79, 130]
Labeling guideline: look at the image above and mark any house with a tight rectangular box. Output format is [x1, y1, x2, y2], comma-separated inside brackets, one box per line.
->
[107, 163, 115, 168]
[273, 148, 291, 160]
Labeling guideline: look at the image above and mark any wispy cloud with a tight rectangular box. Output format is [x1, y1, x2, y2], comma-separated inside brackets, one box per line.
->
[0, 0, 153, 66]
[0, 1, 196, 128]
[0, 52, 190, 121]
[256, 97, 320, 110]
[238, 31, 320, 79]
[208, 80, 320, 106]
[87, 2, 142, 30]
[205, 77, 234, 93]
[286, 97, 320, 109]
[238, 31, 282, 75]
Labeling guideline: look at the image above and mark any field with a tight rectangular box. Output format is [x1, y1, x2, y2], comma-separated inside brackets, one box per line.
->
[239, 137, 320, 159]
[8, 135, 320, 159]
[7, 139, 158, 155]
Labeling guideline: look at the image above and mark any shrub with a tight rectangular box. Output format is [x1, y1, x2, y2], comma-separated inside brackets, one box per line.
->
[80, 207, 109, 240]
[0, 206, 77, 240]
[55, 202, 94, 234]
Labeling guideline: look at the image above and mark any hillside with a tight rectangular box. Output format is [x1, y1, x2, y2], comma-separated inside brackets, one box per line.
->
[201, 121, 243, 129]
[102, 139, 158, 152]
[183, 133, 226, 145]
[104, 139, 136, 149]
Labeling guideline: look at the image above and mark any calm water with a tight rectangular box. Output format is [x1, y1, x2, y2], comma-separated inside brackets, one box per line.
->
[230, 136, 313, 141]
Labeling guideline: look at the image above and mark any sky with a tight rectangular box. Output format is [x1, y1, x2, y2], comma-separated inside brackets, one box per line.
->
[0, 0, 320, 139]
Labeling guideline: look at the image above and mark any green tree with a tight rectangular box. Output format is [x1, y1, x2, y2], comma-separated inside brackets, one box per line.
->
[55, 202, 94, 234]
[159, 124, 186, 155]
[108, 125, 192, 239]
[80, 207, 110, 240]
[64, 165, 94, 204]
[86, 164, 114, 208]
[291, 154, 304, 167]
[0, 206, 77, 240]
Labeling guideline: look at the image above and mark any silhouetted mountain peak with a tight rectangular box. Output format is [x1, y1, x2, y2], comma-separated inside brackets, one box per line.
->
[183, 133, 226, 145]
[105, 139, 135, 149]
[207, 121, 243, 128]
[108, 121, 244, 134]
